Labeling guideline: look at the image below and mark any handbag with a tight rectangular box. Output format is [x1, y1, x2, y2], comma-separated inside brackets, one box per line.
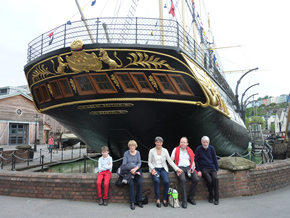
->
[136, 189, 151, 205]
[168, 187, 180, 208]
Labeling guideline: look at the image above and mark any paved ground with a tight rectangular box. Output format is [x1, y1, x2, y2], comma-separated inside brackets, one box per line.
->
[0, 186, 289, 218]
[1, 144, 91, 171]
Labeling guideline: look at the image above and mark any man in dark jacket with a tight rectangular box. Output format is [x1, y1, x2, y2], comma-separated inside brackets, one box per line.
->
[195, 136, 219, 205]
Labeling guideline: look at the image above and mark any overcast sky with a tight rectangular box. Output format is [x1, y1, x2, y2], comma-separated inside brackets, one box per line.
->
[1, 0, 289, 102]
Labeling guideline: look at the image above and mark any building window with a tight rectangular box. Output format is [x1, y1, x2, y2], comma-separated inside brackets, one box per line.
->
[49, 80, 63, 99]
[0, 89, 7, 95]
[168, 74, 194, 96]
[34, 87, 44, 104]
[59, 78, 74, 97]
[114, 73, 138, 93]
[73, 75, 96, 95]
[130, 73, 154, 93]
[9, 123, 27, 145]
[90, 74, 117, 94]
[40, 84, 52, 102]
[152, 74, 177, 95]
[16, 109, 22, 116]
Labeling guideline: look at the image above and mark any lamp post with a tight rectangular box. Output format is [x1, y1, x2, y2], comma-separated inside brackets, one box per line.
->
[240, 83, 259, 122]
[235, 67, 259, 112]
[34, 114, 39, 152]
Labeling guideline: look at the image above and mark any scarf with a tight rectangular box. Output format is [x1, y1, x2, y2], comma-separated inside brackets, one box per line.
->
[174, 145, 196, 171]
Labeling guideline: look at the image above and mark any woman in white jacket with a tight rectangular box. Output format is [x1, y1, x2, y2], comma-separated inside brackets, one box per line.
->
[148, 136, 183, 208]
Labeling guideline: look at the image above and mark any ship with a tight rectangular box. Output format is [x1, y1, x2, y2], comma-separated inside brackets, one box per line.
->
[24, 0, 249, 162]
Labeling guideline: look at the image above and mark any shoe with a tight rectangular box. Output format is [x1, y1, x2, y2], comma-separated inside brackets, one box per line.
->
[163, 201, 168, 207]
[182, 201, 187, 208]
[122, 179, 127, 184]
[130, 203, 135, 210]
[99, 198, 103, 205]
[208, 198, 213, 203]
[156, 202, 161, 208]
[137, 202, 143, 208]
[187, 198, 196, 205]
[103, 199, 108, 206]
[214, 200, 219, 205]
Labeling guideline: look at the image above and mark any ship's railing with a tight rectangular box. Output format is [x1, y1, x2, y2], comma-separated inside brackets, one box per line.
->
[27, 17, 234, 99]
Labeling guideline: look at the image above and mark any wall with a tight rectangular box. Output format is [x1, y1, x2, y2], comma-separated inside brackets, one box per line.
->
[1, 159, 290, 202]
[0, 150, 30, 165]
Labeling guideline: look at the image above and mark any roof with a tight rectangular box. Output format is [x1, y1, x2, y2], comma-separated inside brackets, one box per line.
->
[0, 92, 33, 101]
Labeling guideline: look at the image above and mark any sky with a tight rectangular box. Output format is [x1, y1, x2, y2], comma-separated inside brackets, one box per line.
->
[0, 0, 289, 103]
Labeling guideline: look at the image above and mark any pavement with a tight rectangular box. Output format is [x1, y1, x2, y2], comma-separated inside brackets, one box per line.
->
[1, 144, 91, 171]
[0, 186, 289, 218]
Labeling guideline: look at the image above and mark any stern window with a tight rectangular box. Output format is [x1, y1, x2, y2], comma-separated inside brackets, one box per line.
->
[115, 73, 138, 93]
[130, 73, 154, 93]
[152, 74, 177, 95]
[90, 74, 117, 94]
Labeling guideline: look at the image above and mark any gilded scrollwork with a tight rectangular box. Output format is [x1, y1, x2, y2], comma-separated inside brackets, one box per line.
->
[110, 74, 121, 89]
[148, 75, 159, 90]
[69, 79, 77, 93]
[124, 52, 174, 70]
[32, 64, 54, 83]
[47, 84, 53, 97]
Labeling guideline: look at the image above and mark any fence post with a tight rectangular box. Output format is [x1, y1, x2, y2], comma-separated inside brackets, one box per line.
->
[64, 23, 67, 48]
[135, 17, 137, 44]
[71, 147, 73, 159]
[27, 155, 29, 166]
[11, 155, 15, 171]
[50, 150, 52, 162]
[96, 18, 99, 43]
[176, 21, 179, 48]
[83, 155, 87, 173]
[41, 34, 43, 55]
[0, 148, 3, 170]
[61, 147, 63, 161]
[40, 149, 42, 164]
[79, 146, 81, 158]
[41, 155, 44, 172]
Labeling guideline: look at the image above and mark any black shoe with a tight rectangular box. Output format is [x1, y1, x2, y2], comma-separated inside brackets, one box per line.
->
[187, 198, 196, 205]
[130, 203, 135, 210]
[208, 198, 213, 203]
[156, 202, 161, 208]
[163, 201, 168, 207]
[182, 201, 187, 208]
[99, 198, 103, 205]
[137, 202, 143, 208]
[103, 199, 108, 206]
[214, 200, 219, 205]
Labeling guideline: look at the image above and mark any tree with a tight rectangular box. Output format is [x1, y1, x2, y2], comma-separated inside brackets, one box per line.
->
[263, 95, 269, 99]
[247, 116, 266, 129]
[271, 123, 275, 132]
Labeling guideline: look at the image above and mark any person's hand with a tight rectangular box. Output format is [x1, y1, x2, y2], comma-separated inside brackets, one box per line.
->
[217, 171, 219, 176]
[130, 168, 137, 175]
[197, 171, 202, 177]
[108, 162, 111, 165]
[151, 169, 157, 176]
[176, 168, 183, 176]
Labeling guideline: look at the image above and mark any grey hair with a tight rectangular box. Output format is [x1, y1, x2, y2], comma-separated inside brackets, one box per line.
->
[201, 136, 210, 142]
[155, 136, 164, 142]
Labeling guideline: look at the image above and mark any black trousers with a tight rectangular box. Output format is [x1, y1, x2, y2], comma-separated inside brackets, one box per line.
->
[202, 168, 219, 200]
[176, 166, 199, 202]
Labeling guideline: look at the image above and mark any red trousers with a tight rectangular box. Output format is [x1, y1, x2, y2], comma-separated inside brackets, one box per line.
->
[96, 170, 111, 199]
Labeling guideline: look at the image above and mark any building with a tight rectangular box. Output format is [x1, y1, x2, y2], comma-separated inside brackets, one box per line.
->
[0, 85, 66, 146]
[274, 108, 289, 134]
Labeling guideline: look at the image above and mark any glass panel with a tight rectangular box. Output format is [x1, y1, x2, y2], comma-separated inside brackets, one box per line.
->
[18, 125, 23, 129]
[119, 74, 135, 89]
[11, 137, 16, 144]
[17, 137, 23, 144]
[51, 82, 62, 96]
[60, 79, 72, 94]
[35, 88, 43, 103]
[12, 125, 17, 128]
[157, 76, 173, 90]
[76, 76, 94, 91]
[173, 77, 187, 91]
[41, 85, 50, 100]
[135, 75, 150, 88]
[93, 75, 113, 90]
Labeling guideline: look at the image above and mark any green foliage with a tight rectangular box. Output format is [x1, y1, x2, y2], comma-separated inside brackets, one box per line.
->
[263, 95, 269, 99]
[259, 104, 265, 107]
[271, 123, 275, 131]
[269, 103, 276, 106]
[247, 116, 265, 129]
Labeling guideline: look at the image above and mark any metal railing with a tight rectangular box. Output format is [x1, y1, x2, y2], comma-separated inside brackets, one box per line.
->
[26, 17, 234, 98]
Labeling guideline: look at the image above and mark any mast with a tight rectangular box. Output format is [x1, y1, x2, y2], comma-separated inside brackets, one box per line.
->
[159, 0, 165, 45]
[75, 0, 95, 43]
[199, 0, 205, 67]
[182, 0, 187, 51]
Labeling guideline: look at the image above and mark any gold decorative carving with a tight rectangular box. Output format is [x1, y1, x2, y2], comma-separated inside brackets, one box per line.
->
[99, 49, 123, 69]
[32, 64, 54, 83]
[124, 52, 174, 70]
[89, 110, 128, 115]
[51, 55, 68, 74]
[47, 84, 53, 97]
[70, 39, 83, 50]
[70, 79, 77, 93]
[148, 75, 159, 90]
[182, 54, 230, 116]
[78, 103, 134, 110]
[110, 74, 121, 89]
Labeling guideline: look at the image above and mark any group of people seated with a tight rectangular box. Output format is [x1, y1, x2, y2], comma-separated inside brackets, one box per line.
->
[96, 135, 219, 210]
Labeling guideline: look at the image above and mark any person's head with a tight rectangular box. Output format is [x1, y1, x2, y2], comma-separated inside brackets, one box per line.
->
[201, 136, 210, 149]
[101, 146, 109, 158]
[155, 136, 163, 148]
[128, 140, 138, 152]
[180, 137, 188, 150]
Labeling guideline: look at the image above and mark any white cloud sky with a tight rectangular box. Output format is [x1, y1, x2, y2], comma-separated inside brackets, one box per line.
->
[0, 0, 289, 102]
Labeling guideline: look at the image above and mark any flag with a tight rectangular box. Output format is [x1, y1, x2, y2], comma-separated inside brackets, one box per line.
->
[67, 20, 72, 25]
[169, 0, 175, 17]
[145, 40, 149, 44]
[164, 3, 167, 8]
[151, 31, 153, 36]
[91, 0, 96, 6]
[155, 21, 158, 27]
[48, 31, 54, 38]
[49, 35, 54, 45]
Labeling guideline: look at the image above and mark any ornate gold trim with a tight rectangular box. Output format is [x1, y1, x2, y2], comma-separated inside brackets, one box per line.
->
[148, 75, 159, 90]
[110, 74, 121, 89]
[78, 103, 134, 110]
[89, 110, 128, 115]
[47, 84, 53, 97]
[69, 79, 77, 93]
